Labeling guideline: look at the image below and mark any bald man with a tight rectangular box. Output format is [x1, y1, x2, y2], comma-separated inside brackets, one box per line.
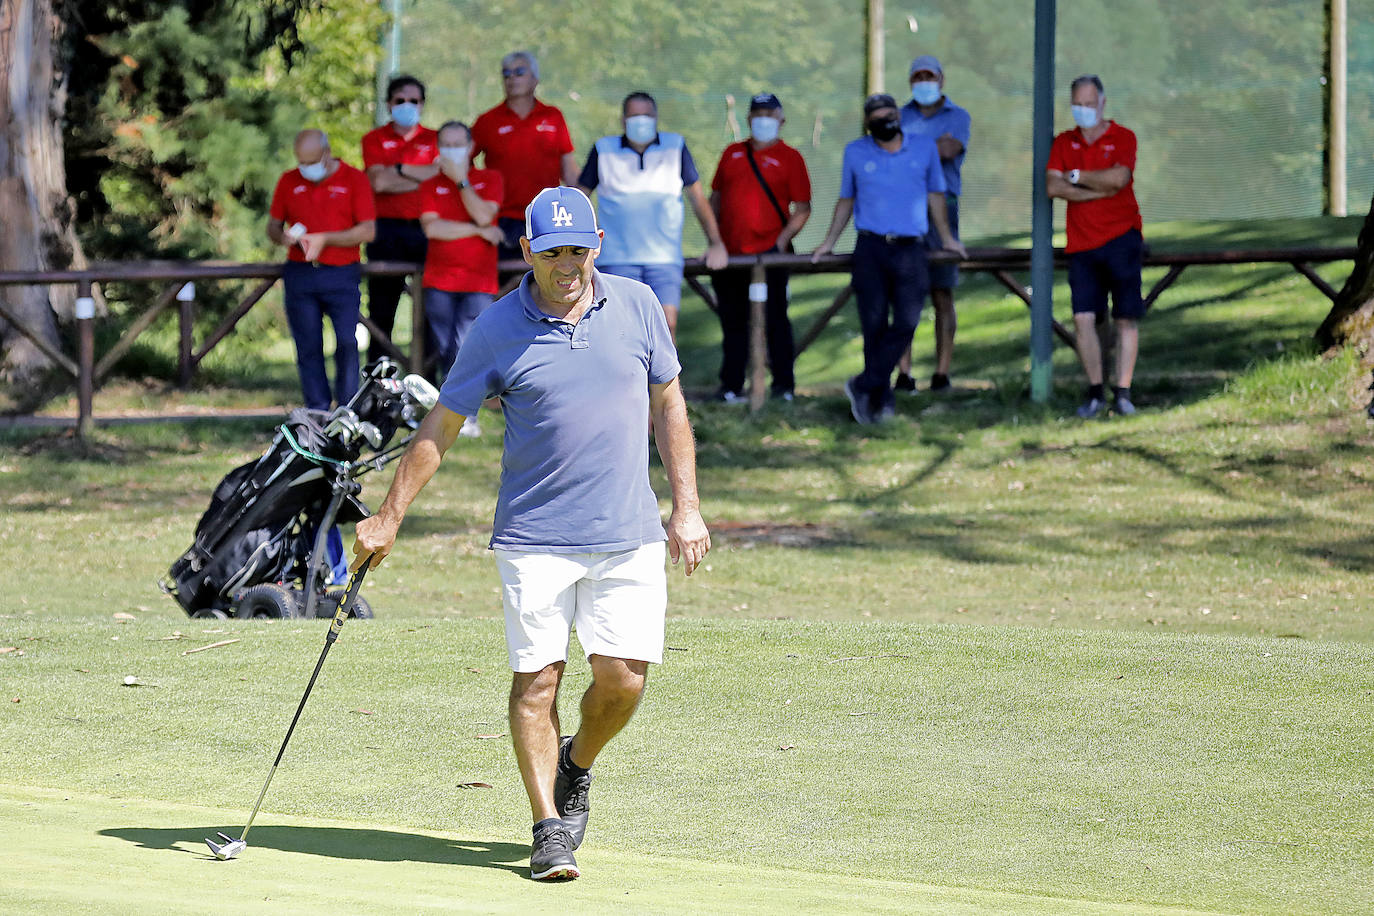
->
[268, 130, 377, 410]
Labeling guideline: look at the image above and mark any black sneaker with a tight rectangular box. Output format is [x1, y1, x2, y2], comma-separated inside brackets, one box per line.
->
[844, 376, 874, 425]
[554, 735, 592, 849]
[1076, 396, 1107, 419]
[928, 373, 952, 393]
[530, 818, 579, 880]
[894, 372, 917, 392]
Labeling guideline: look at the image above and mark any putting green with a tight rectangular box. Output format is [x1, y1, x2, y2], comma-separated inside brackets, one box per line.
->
[0, 784, 1219, 915]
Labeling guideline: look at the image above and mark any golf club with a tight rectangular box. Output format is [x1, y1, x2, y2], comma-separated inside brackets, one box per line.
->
[206, 554, 374, 861]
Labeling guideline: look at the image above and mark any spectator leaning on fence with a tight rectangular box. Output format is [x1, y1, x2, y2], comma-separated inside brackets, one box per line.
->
[267, 129, 376, 411]
[1046, 74, 1144, 419]
[813, 94, 965, 425]
[471, 51, 580, 259]
[418, 120, 504, 437]
[897, 54, 971, 394]
[361, 75, 440, 365]
[708, 92, 812, 403]
[576, 91, 729, 342]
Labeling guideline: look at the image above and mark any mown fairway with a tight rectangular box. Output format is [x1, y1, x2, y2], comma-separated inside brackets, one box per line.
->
[2, 219, 1371, 913]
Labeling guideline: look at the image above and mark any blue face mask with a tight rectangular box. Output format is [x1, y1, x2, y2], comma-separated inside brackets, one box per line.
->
[391, 102, 421, 129]
[298, 159, 328, 182]
[911, 81, 942, 106]
[750, 116, 780, 143]
[1071, 104, 1100, 129]
[624, 115, 657, 145]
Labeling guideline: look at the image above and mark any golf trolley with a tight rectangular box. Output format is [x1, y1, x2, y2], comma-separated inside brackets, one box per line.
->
[160, 359, 438, 620]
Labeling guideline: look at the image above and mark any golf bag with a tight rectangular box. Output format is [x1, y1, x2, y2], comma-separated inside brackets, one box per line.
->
[160, 359, 439, 619]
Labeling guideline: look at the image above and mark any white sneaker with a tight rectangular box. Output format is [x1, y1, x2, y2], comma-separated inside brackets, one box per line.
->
[459, 416, 482, 438]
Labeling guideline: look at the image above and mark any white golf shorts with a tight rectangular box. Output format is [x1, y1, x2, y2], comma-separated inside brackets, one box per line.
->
[493, 542, 667, 672]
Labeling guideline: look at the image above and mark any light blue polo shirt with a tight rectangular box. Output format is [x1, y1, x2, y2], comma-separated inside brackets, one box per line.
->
[900, 97, 971, 197]
[840, 135, 946, 237]
[438, 270, 681, 553]
[579, 133, 700, 266]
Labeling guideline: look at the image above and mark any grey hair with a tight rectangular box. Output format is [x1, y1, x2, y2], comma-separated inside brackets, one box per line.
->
[502, 50, 539, 80]
[437, 120, 471, 137]
[1070, 74, 1105, 98]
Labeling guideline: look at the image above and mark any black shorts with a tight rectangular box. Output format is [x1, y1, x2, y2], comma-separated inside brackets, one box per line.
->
[1068, 229, 1144, 320]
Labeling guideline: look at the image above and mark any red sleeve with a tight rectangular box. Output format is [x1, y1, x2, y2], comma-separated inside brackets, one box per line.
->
[788, 149, 811, 204]
[361, 130, 383, 169]
[417, 178, 440, 216]
[269, 173, 290, 221]
[1117, 128, 1137, 171]
[1046, 132, 1069, 173]
[351, 167, 376, 221]
[710, 147, 731, 192]
[554, 110, 574, 156]
[469, 112, 490, 158]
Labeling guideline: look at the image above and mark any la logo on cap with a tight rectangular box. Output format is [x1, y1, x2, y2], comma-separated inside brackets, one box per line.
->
[550, 201, 574, 227]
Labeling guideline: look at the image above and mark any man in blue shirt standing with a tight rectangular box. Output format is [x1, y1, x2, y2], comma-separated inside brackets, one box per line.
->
[813, 94, 966, 424]
[897, 54, 971, 394]
[351, 186, 710, 881]
[577, 91, 729, 341]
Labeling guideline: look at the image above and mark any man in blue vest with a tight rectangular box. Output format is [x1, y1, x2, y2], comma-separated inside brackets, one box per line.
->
[812, 94, 966, 425]
[897, 54, 971, 394]
[352, 186, 709, 882]
[577, 91, 729, 340]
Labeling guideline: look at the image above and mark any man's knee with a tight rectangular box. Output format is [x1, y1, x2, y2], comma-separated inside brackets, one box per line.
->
[509, 662, 564, 715]
[588, 655, 647, 705]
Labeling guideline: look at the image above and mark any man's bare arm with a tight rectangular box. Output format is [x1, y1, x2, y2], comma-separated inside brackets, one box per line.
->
[649, 377, 710, 575]
[1076, 165, 1132, 193]
[1046, 170, 1111, 202]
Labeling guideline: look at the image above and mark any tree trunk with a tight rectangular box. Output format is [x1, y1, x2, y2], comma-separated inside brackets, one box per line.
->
[0, 0, 85, 385]
[1316, 192, 1374, 357]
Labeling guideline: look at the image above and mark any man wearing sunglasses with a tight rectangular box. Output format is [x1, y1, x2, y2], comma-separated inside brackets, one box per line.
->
[362, 74, 440, 365]
[471, 52, 580, 259]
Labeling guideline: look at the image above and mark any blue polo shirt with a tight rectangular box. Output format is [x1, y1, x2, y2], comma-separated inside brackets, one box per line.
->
[438, 270, 681, 553]
[900, 97, 971, 197]
[840, 135, 946, 237]
[579, 133, 700, 266]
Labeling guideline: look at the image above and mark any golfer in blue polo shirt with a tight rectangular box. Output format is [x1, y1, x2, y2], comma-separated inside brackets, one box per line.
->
[351, 186, 710, 882]
[813, 93, 966, 424]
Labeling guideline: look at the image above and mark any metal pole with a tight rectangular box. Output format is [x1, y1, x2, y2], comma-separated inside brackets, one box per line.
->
[1029, 0, 1056, 403]
[177, 282, 196, 388]
[747, 262, 768, 413]
[377, 0, 403, 125]
[865, 0, 885, 96]
[76, 280, 94, 438]
[1325, 0, 1347, 216]
[410, 268, 425, 374]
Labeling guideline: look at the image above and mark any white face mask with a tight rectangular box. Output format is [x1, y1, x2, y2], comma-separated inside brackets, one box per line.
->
[750, 116, 780, 143]
[298, 159, 328, 182]
[1071, 104, 1100, 129]
[439, 145, 469, 166]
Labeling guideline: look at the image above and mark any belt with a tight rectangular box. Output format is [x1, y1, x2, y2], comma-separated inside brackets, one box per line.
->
[858, 229, 924, 246]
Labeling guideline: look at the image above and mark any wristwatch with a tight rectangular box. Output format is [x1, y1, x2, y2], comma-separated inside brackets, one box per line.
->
[1068, 169, 1081, 186]
[455, 179, 468, 190]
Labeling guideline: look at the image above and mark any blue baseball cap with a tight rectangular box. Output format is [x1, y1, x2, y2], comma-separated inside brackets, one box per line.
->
[524, 186, 601, 253]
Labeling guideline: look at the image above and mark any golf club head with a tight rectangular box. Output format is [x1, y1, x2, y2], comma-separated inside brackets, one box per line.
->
[206, 832, 246, 860]
[402, 374, 439, 410]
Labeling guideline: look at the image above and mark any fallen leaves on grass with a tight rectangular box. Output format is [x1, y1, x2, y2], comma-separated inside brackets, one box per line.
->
[113, 612, 135, 622]
[828, 654, 912, 663]
[182, 638, 240, 656]
[475, 733, 505, 740]
[353, 709, 372, 715]
[457, 782, 493, 789]
[0, 647, 21, 656]
[121, 675, 157, 687]
[779, 744, 796, 751]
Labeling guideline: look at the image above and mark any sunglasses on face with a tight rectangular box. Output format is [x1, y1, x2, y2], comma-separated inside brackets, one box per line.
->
[502, 66, 529, 77]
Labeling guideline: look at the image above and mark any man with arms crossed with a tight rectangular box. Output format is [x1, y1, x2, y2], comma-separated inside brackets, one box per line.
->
[352, 186, 710, 881]
[1046, 74, 1144, 418]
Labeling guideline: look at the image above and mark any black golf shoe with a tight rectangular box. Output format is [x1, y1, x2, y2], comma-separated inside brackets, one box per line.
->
[554, 735, 593, 849]
[530, 818, 579, 881]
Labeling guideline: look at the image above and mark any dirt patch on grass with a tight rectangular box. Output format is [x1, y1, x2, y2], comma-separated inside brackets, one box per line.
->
[711, 521, 842, 548]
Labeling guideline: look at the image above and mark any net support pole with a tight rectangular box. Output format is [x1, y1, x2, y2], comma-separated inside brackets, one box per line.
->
[865, 0, 885, 96]
[376, 0, 403, 125]
[1325, 0, 1347, 217]
[1029, 0, 1056, 403]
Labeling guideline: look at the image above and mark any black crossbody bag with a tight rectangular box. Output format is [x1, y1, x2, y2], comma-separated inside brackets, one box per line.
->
[744, 145, 793, 253]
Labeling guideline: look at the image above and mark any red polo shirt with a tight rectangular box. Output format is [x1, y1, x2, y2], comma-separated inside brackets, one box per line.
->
[361, 124, 440, 220]
[1047, 121, 1142, 253]
[418, 169, 504, 294]
[710, 140, 811, 255]
[470, 99, 574, 221]
[268, 161, 375, 266]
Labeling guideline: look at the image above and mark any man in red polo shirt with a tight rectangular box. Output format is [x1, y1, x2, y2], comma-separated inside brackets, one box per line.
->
[1047, 73, 1144, 418]
[470, 51, 578, 259]
[268, 129, 376, 410]
[362, 74, 440, 364]
[708, 93, 812, 402]
[419, 120, 504, 436]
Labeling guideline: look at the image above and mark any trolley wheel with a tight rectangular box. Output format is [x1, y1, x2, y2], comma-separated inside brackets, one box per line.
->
[316, 591, 374, 619]
[190, 608, 230, 620]
[233, 583, 302, 619]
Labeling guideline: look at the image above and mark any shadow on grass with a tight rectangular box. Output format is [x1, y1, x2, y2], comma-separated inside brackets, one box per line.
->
[99, 824, 527, 875]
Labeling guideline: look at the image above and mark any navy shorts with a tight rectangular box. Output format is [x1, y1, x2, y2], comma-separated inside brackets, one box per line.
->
[924, 194, 961, 290]
[1068, 229, 1144, 319]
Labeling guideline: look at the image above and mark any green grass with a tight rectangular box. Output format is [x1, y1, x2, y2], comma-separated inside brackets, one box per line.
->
[2, 216, 1373, 912]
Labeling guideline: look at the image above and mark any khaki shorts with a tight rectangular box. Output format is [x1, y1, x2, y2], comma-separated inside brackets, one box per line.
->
[493, 542, 667, 672]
